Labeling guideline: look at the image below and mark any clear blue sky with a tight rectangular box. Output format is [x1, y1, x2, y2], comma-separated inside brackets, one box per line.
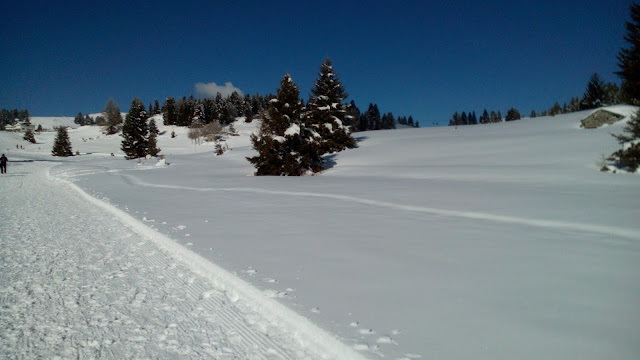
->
[0, 0, 633, 125]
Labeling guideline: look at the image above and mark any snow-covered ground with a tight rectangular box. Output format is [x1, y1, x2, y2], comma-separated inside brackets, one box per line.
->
[1, 107, 639, 359]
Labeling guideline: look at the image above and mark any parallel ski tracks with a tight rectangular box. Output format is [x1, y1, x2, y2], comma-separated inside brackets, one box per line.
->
[0, 161, 322, 359]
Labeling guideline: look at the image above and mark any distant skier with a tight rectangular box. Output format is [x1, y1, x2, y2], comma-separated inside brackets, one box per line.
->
[0, 154, 7, 174]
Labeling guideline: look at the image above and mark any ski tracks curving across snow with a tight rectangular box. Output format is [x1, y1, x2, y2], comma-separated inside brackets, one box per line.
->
[119, 173, 640, 241]
[0, 160, 365, 359]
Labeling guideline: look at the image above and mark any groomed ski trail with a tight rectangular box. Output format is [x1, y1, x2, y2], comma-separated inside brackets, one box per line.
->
[0, 160, 366, 360]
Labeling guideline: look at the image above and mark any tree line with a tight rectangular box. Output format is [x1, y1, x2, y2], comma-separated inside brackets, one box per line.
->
[448, 73, 623, 126]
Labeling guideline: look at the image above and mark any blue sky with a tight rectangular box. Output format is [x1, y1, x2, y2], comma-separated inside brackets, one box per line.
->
[0, 1, 633, 125]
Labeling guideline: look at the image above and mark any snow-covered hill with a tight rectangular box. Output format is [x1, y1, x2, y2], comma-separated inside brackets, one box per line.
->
[1, 107, 639, 359]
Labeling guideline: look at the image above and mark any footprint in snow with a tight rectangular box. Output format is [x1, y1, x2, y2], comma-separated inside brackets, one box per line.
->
[311, 307, 320, 313]
[263, 278, 277, 283]
[376, 336, 398, 345]
[359, 328, 376, 335]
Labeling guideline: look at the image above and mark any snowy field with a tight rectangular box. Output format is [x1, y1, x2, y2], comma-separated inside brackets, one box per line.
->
[1, 107, 639, 359]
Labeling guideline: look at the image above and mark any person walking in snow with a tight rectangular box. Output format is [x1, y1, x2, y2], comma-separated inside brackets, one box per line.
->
[0, 154, 7, 174]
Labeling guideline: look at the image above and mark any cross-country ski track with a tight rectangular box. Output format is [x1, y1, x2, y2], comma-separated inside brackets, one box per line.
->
[0, 159, 366, 359]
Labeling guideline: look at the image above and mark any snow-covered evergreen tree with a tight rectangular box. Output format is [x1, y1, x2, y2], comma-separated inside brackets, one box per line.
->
[147, 119, 161, 157]
[121, 98, 149, 159]
[52, 126, 73, 157]
[305, 58, 355, 154]
[247, 74, 322, 175]
[23, 128, 36, 143]
[581, 73, 606, 110]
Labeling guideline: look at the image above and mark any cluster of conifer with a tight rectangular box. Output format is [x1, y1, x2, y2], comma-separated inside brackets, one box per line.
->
[248, 58, 356, 175]
[161, 93, 270, 127]
[120, 98, 160, 159]
[350, 102, 418, 131]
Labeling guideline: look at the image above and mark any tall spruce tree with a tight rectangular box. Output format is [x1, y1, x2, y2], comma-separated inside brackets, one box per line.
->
[363, 103, 381, 130]
[247, 74, 322, 175]
[581, 73, 606, 109]
[616, 3, 640, 103]
[74, 112, 85, 125]
[162, 97, 177, 125]
[480, 109, 489, 124]
[147, 119, 161, 157]
[104, 98, 122, 135]
[121, 98, 149, 159]
[52, 126, 73, 156]
[305, 58, 355, 154]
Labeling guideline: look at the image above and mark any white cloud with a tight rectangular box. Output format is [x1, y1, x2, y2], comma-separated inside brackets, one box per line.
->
[195, 81, 243, 98]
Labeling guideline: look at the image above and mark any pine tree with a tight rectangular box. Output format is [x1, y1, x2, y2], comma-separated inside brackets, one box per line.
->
[162, 97, 177, 126]
[616, 3, 640, 103]
[154, 99, 160, 115]
[345, 100, 360, 129]
[449, 112, 460, 126]
[480, 109, 489, 124]
[247, 74, 322, 175]
[505, 108, 521, 121]
[603, 82, 621, 105]
[530, 110, 537, 118]
[104, 98, 122, 135]
[489, 110, 498, 123]
[23, 128, 36, 143]
[363, 103, 381, 130]
[74, 112, 85, 125]
[176, 96, 192, 126]
[147, 119, 161, 157]
[305, 58, 355, 153]
[121, 98, 149, 159]
[568, 97, 581, 112]
[193, 103, 206, 126]
[581, 73, 606, 109]
[52, 126, 73, 156]
[381, 112, 395, 129]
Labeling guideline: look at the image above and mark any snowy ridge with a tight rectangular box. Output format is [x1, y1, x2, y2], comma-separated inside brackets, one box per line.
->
[48, 168, 367, 360]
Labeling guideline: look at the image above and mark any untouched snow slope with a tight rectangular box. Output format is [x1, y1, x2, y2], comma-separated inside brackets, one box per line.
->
[1, 107, 639, 359]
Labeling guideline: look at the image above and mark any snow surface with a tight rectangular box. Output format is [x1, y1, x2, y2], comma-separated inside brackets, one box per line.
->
[1, 106, 639, 359]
